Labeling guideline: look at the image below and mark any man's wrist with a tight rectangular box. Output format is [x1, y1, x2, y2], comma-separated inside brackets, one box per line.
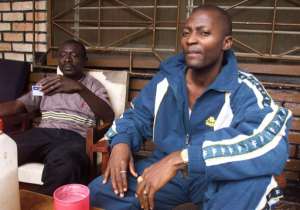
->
[77, 82, 85, 92]
[167, 150, 188, 171]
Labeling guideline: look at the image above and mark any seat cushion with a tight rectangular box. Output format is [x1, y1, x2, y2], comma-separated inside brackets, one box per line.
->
[18, 163, 44, 185]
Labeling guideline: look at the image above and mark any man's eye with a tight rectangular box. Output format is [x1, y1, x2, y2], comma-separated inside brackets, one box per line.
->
[71, 53, 79, 58]
[60, 53, 66, 57]
[182, 31, 190, 37]
[201, 31, 210, 36]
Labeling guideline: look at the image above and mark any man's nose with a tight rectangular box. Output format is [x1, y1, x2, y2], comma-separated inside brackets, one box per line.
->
[187, 32, 198, 45]
[65, 54, 72, 62]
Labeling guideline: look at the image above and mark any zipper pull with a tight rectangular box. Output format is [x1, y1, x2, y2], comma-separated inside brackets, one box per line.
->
[185, 133, 189, 145]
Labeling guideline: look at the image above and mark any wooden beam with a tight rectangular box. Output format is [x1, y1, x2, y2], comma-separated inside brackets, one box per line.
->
[239, 63, 300, 76]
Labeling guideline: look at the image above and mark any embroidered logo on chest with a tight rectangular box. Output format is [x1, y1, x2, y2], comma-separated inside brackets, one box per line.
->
[205, 116, 216, 127]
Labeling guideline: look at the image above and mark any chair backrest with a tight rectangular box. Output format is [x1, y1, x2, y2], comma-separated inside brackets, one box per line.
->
[0, 59, 30, 102]
[88, 70, 129, 118]
[57, 67, 129, 118]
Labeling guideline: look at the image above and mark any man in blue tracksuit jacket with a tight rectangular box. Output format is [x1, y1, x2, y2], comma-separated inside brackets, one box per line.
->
[89, 5, 292, 210]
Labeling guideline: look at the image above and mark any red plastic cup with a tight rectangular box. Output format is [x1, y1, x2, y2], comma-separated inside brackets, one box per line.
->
[53, 184, 90, 210]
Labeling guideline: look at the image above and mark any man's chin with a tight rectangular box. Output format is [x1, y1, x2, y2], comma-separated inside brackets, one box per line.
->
[62, 69, 74, 75]
[186, 61, 204, 70]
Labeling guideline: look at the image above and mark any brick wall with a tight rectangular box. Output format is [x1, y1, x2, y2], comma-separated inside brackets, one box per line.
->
[0, 0, 47, 62]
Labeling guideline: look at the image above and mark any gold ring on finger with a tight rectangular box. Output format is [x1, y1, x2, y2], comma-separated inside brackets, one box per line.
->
[120, 170, 127, 174]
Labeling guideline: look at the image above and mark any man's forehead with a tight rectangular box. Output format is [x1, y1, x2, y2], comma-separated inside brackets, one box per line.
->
[185, 10, 220, 28]
[59, 43, 81, 53]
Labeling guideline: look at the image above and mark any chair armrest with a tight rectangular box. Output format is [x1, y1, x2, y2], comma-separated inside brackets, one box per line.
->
[94, 139, 110, 174]
[95, 122, 112, 142]
[275, 173, 287, 189]
[86, 123, 111, 178]
[86, 122, 111, 151]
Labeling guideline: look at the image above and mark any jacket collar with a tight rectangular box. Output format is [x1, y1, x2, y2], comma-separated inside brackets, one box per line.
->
[206, 50, 239, 93]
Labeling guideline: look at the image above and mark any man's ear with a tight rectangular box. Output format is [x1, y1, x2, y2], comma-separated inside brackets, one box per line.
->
[82, 56, 88, 65]
[222, 35, 233, 51]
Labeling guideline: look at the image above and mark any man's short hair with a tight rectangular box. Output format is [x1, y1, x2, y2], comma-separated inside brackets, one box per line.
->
[60, 39, 87, 59]
[192, 5, 232, 36]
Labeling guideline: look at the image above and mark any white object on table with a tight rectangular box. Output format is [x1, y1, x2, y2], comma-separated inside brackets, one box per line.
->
[0, 132, 21, 210]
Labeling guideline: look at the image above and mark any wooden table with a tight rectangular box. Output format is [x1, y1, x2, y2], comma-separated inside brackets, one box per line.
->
[20, 189, 103, 210]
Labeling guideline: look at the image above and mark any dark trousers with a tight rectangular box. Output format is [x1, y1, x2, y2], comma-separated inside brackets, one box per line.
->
[14, 127, 89, 195]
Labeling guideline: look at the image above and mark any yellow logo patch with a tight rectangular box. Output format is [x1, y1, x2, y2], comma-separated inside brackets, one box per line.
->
[205, 116, 216, 127]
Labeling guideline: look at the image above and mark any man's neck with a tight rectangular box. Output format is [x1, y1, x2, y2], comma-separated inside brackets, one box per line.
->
[67, 72, 85, 81]
[186, 63, 221, 89]
[185, 57, 224, 109]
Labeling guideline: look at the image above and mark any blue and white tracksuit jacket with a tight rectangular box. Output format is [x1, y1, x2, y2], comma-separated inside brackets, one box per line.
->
[96, 50, 292, 210]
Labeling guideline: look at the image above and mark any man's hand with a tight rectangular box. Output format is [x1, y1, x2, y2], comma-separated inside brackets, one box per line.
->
[103, 143, 137, 197]
[136, 151, 185, 210]
[39, 75, 82, 95]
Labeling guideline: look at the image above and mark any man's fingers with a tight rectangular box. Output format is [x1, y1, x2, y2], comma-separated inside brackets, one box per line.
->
[140, 187, 150, 210]
[138, 188, 146, 209]
[114, 168, 124, 197]
[42, 79, 60, 89]
[115, 160, 129, 197]
[120, 161, 128, 192]
[120, 170, 128, 192]
[41, 79, 61, 95]
[104, 144, 133, 197]
[136, 175, 153, 210]
[148, 188, 155, 210]
[102, 167, 110, 184]
[143, 184, 151, 210]
[129, 158, 137, 177]
[40, 76, 60, 87]
[111, 171, 119, 195]
[42, 84, 60, 95]
[136, 177, 146, 208]
[143, 193, 149, 210]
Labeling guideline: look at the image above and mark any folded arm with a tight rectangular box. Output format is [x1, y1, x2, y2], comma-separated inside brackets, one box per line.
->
[39, 75, 114, 123]
[187, 102, 292, 181]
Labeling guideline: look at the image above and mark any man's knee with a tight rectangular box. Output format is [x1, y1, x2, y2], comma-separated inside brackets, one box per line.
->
[203, 176, 279, 210]
[44, 150, 88, 182]
[89, 176, 140, 210]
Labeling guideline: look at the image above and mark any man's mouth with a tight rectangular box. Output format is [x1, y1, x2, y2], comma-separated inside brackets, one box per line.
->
[186, 51, 202, 58]
[63, 65, 73, 70]
[186, 49, 202, 55]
